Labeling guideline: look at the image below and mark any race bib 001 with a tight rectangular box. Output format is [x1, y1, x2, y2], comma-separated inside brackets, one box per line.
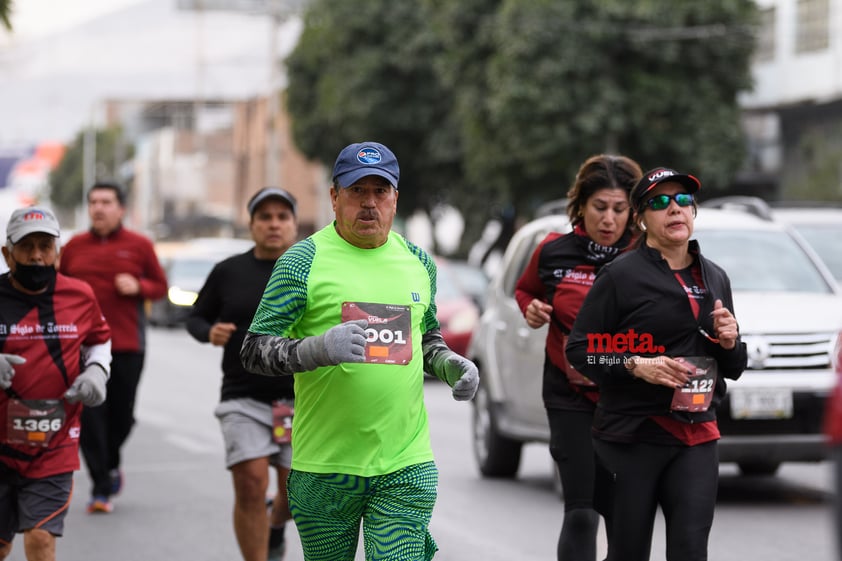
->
[342, 302, 412, 365]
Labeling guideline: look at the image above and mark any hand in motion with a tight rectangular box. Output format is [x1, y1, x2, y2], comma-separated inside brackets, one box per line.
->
[711, 299, 739, 350]
[64, 365, 108, 406]
[0, 354, 26, 389]
[114, 273, 141, 296]
[630, 356, 690, 389]
[524, 298, 553, 329]
[209, 322, 237, 346]
[296, 319, 368, 371]
[442, 354, 479, 401]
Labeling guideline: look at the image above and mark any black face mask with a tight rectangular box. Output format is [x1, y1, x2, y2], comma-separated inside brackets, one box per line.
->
[12, 262, 56, 291]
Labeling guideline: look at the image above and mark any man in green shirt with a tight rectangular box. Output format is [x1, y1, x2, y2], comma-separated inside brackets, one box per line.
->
[241, 141, 478, 561]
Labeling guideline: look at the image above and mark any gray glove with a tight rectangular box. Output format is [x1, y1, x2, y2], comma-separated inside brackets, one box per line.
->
[64, 365, 108, 406]
[439, 354, 479, 401]
[422, 330, 479, 401]
[295, 319, 368, 372]
[0, 353, 26, 390]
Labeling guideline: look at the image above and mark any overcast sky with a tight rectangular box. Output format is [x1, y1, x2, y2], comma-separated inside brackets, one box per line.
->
[0, 0, 301, 147]
[3, 0, 146, 40]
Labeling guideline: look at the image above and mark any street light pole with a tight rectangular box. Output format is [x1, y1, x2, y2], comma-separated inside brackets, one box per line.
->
[266, 9, 281, 187]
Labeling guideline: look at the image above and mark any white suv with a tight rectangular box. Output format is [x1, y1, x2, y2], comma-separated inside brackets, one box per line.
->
[770, 205, 842, 283]
[468, 207, 842, 478]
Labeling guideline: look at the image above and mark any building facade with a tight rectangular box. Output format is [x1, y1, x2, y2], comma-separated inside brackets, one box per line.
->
[740, 0, 842, 200]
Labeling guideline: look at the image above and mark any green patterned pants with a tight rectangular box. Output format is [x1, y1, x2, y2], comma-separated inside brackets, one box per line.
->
[288, 461, 439, 561]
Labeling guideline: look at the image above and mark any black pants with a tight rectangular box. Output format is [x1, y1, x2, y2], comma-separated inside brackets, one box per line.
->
[547, 408, 600, 561]
[831, 446, 842, 560]
[593, 439, 718, 561]
[80, 351, 145, 497]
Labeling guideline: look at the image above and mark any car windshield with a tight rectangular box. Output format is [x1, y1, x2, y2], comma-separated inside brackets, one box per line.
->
[693, 229, 832, 293]
[788, 224, 842, 282]
[435, 263, 463, 300]
[168, 257, 215, 285]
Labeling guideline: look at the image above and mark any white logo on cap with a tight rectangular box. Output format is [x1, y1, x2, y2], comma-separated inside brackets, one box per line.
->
[648, 169, 676, 182]
[357, 148, 382, 165]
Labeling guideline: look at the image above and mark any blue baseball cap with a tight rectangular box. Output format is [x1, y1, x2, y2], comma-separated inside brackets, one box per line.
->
[332, 142, 400, 189]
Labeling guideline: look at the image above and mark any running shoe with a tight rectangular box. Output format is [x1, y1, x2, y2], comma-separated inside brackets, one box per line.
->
[267, 542, 285, 561]
[268, 526, 286, 561]
[109, 469, 123, 496]
[86, 496, 113, 514]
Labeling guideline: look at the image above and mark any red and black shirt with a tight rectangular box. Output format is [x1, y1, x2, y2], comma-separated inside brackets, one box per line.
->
[515, 225, 632, 411]
[0, 273, 111, 478]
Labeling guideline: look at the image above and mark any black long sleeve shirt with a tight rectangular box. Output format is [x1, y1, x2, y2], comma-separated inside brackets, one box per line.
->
[186, 250, 294, 403]
[566, 241, 747, 434]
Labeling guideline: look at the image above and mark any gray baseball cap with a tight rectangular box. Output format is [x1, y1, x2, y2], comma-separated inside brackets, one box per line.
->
[247, 187, 297, 217]
[6, 206, 61, 244]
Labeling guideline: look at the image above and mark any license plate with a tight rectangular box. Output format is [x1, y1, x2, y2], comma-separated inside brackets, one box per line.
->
[729, 388, 793, 420]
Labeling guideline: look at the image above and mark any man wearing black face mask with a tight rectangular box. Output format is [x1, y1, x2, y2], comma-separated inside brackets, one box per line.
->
[0, 205, 112, 561]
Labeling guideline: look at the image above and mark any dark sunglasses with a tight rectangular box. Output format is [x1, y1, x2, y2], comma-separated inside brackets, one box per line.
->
[644, 193, 694, 211]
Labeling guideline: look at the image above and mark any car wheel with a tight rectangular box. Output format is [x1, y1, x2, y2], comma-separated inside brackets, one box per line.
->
[737, 461, 781, 476]
[471, 383, 522, 478]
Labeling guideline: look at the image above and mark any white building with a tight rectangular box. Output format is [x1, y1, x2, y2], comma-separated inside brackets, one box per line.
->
[740, 0, 842, 199]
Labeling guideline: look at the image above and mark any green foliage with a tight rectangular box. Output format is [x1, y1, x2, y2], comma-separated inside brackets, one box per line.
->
[286, 0, 460, 213]
[485, 0, 757, 208]
[782, 126, 842, 200]
[49, 126, 134, 211]
[285, 0, 758, 230]
[0, 0, 12, 31]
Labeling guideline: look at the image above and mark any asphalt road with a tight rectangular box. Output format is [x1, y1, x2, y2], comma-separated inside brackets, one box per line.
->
[9, 327, 835, 561]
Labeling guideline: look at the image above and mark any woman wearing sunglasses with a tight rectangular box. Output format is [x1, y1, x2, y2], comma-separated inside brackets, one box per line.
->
[515, 154, 642, 561]
[565, 167, 747, 561]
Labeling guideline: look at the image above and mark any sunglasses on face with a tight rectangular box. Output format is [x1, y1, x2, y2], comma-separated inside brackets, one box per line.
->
[644, 193, 695, 211]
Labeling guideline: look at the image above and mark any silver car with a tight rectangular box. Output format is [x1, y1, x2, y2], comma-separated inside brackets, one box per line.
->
[468, 207, 842, 479]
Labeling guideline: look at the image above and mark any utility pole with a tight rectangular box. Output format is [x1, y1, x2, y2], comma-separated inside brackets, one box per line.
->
[266, 8, 281, 186]
[81, 106, 96, 230]
[176, 0, 307, 191]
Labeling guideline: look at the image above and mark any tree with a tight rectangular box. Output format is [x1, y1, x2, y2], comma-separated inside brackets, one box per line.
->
[285, 0, 758, 242]
[1, 0, 12, 31]
[49, 126, 134, 212]
[285, 0, 461, 215]
[423, 0, 509, 250]
[482, 0, 757, 213]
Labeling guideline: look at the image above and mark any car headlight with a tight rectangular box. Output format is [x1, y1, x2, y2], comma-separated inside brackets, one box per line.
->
[168, 286, 199, 307]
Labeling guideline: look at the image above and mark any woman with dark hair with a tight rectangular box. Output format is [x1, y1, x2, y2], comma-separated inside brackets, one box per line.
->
[566, 167, 747, 561]
[515, 154, 642, 561]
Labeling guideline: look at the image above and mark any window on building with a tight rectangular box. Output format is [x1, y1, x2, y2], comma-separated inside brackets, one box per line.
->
[754, 7, 776, 62]
[795, 0, 829, 53]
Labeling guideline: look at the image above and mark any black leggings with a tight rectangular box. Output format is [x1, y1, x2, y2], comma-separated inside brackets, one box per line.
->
[80, 351, 145, 497]
[593, 439, 719, 561]
[547, 408, 599, 561]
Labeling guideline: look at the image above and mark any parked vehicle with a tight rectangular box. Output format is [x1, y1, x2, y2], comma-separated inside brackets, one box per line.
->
[441, 258, 490, 310]
[434, 257, 486, 358]
[702, 196, 842, 283]
[770, 205, 842, 283]
[468, 207, 842, 479]
[149, 238, 253, 327]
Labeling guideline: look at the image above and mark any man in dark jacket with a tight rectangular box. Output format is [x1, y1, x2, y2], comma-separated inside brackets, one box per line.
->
[187, 187, 298, 561]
